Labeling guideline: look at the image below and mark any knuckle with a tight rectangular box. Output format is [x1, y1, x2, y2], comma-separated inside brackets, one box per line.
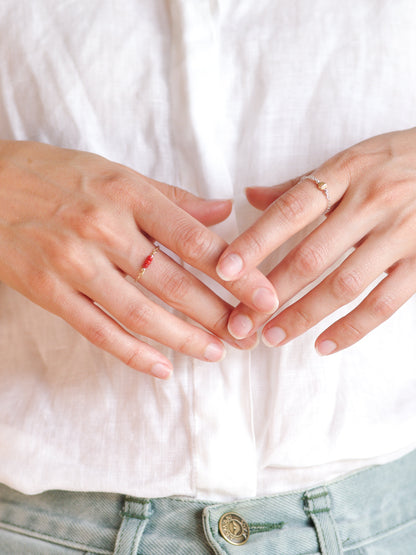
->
[124, 349, 144, 370]
[239, 228, 266, 259]
[337, 319, 364, 343]
[125, 302, 154, 331]
[102, 173, 138, 205]
[176, 331, 199, 355]
[79, 208, 111, 242]
[55, 191, 122, 249]
[274, 190, 307, 223]
[332, 147, 362, 174]
[27, 268, 60, 306]
[169, 185, 190, 206]
[369, 293, 396, 320]
[362, 179, 392, 209]
[366, 177, 413, 210]
[59, 243, 97, 283]
[332, 146, 378, 176]
[292, 306, 313, 331]
[102, 171, 158, 215]
[291, 243, 327, 279]
[63, 201, 120, 248]
[330, 268, 363, 302]
[85, 323, 111, 349]
[211, 308, 232, 336]
[49, 236, 96, 282]
[393, 177, 415, 198]
[179, 224, 216, 262]
[161, 271, 192, 302]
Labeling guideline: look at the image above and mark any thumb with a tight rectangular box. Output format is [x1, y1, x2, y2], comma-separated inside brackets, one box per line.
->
[246, 172, 313, 210]
[152, 181, 232, 226]
[246, 183, 292, 211]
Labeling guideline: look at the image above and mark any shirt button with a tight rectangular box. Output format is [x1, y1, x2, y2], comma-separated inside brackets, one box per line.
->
[218, 512, 250, 545]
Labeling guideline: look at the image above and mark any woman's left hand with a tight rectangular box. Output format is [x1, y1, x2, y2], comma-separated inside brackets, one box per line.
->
[215, 128, 416, 355]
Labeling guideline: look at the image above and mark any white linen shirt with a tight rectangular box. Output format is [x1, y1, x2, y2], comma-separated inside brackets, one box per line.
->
[0, 0, 416, 501]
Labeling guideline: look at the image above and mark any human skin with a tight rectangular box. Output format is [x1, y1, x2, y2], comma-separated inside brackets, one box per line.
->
[0, 140, 279, 379]
[216, 128, 416, 355]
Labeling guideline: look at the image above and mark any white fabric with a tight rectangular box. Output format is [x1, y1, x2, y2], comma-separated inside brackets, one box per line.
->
[0, 0, 416, 501]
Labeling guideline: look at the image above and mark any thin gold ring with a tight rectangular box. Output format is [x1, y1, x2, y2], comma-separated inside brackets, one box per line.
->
[136, 244, 159, 281]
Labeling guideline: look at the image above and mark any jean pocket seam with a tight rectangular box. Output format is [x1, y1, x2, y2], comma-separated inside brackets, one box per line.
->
[0, 520, 112, 554]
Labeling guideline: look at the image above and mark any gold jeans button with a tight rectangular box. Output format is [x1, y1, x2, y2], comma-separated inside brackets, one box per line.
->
[219, 512, 250, 545]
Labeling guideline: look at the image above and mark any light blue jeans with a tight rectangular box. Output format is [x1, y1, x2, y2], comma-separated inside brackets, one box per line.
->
[0, 449, 415, 554]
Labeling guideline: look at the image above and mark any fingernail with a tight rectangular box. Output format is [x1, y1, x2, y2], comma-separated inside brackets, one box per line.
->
[252, 287, 279, 313]
[228, 314, 254, 339]
[216, 253, 243, 281]
[316, 339, 337, 356]
[151, 362, 172, 380]
[204, 342, 226, 362]
[262, 326, 286, 347]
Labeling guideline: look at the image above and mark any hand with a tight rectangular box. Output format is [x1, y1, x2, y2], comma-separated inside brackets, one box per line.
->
[0, 141, 278, 378]
[216, 128, 416, 354]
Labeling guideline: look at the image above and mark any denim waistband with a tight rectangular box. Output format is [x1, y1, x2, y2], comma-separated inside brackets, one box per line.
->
[0, 449, 415, 554]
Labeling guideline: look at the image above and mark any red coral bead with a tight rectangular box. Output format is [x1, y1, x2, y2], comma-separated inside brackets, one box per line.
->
[143, 255, 153, 268]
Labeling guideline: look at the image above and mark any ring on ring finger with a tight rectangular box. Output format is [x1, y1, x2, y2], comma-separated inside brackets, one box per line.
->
[300, 174, 332, 214]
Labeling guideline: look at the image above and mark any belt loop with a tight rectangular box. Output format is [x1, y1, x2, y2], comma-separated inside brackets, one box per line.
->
[303, 486, 343, 555]
[114, 497, 153, 555]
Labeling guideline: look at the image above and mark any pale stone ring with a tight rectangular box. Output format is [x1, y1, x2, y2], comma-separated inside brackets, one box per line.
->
[300, 174, 332, 214]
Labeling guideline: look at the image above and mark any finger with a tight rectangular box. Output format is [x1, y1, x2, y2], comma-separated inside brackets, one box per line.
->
[135, 187, 279, 315]
[245, 177, 303, 210]
[81, 265, 229, 363]
[216, 172, 348, 282]
[128, 241, 258, 350]
[265, 201, 372, 307]
[315, 259, 416, 355]
[59, 290, 174, 379]
[261, 232, 401, 348]
[107, 230, 258, 350]
[226, 199, 368, 339]
[145, 178, 233, 226]
[60, 205, 257, 352]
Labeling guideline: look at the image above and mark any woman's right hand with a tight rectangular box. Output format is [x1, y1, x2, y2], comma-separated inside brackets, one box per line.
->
[0, 141, 278, 378]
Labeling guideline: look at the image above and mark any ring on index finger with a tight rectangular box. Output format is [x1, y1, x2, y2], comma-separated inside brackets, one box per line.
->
[301, 174, 331, 214]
